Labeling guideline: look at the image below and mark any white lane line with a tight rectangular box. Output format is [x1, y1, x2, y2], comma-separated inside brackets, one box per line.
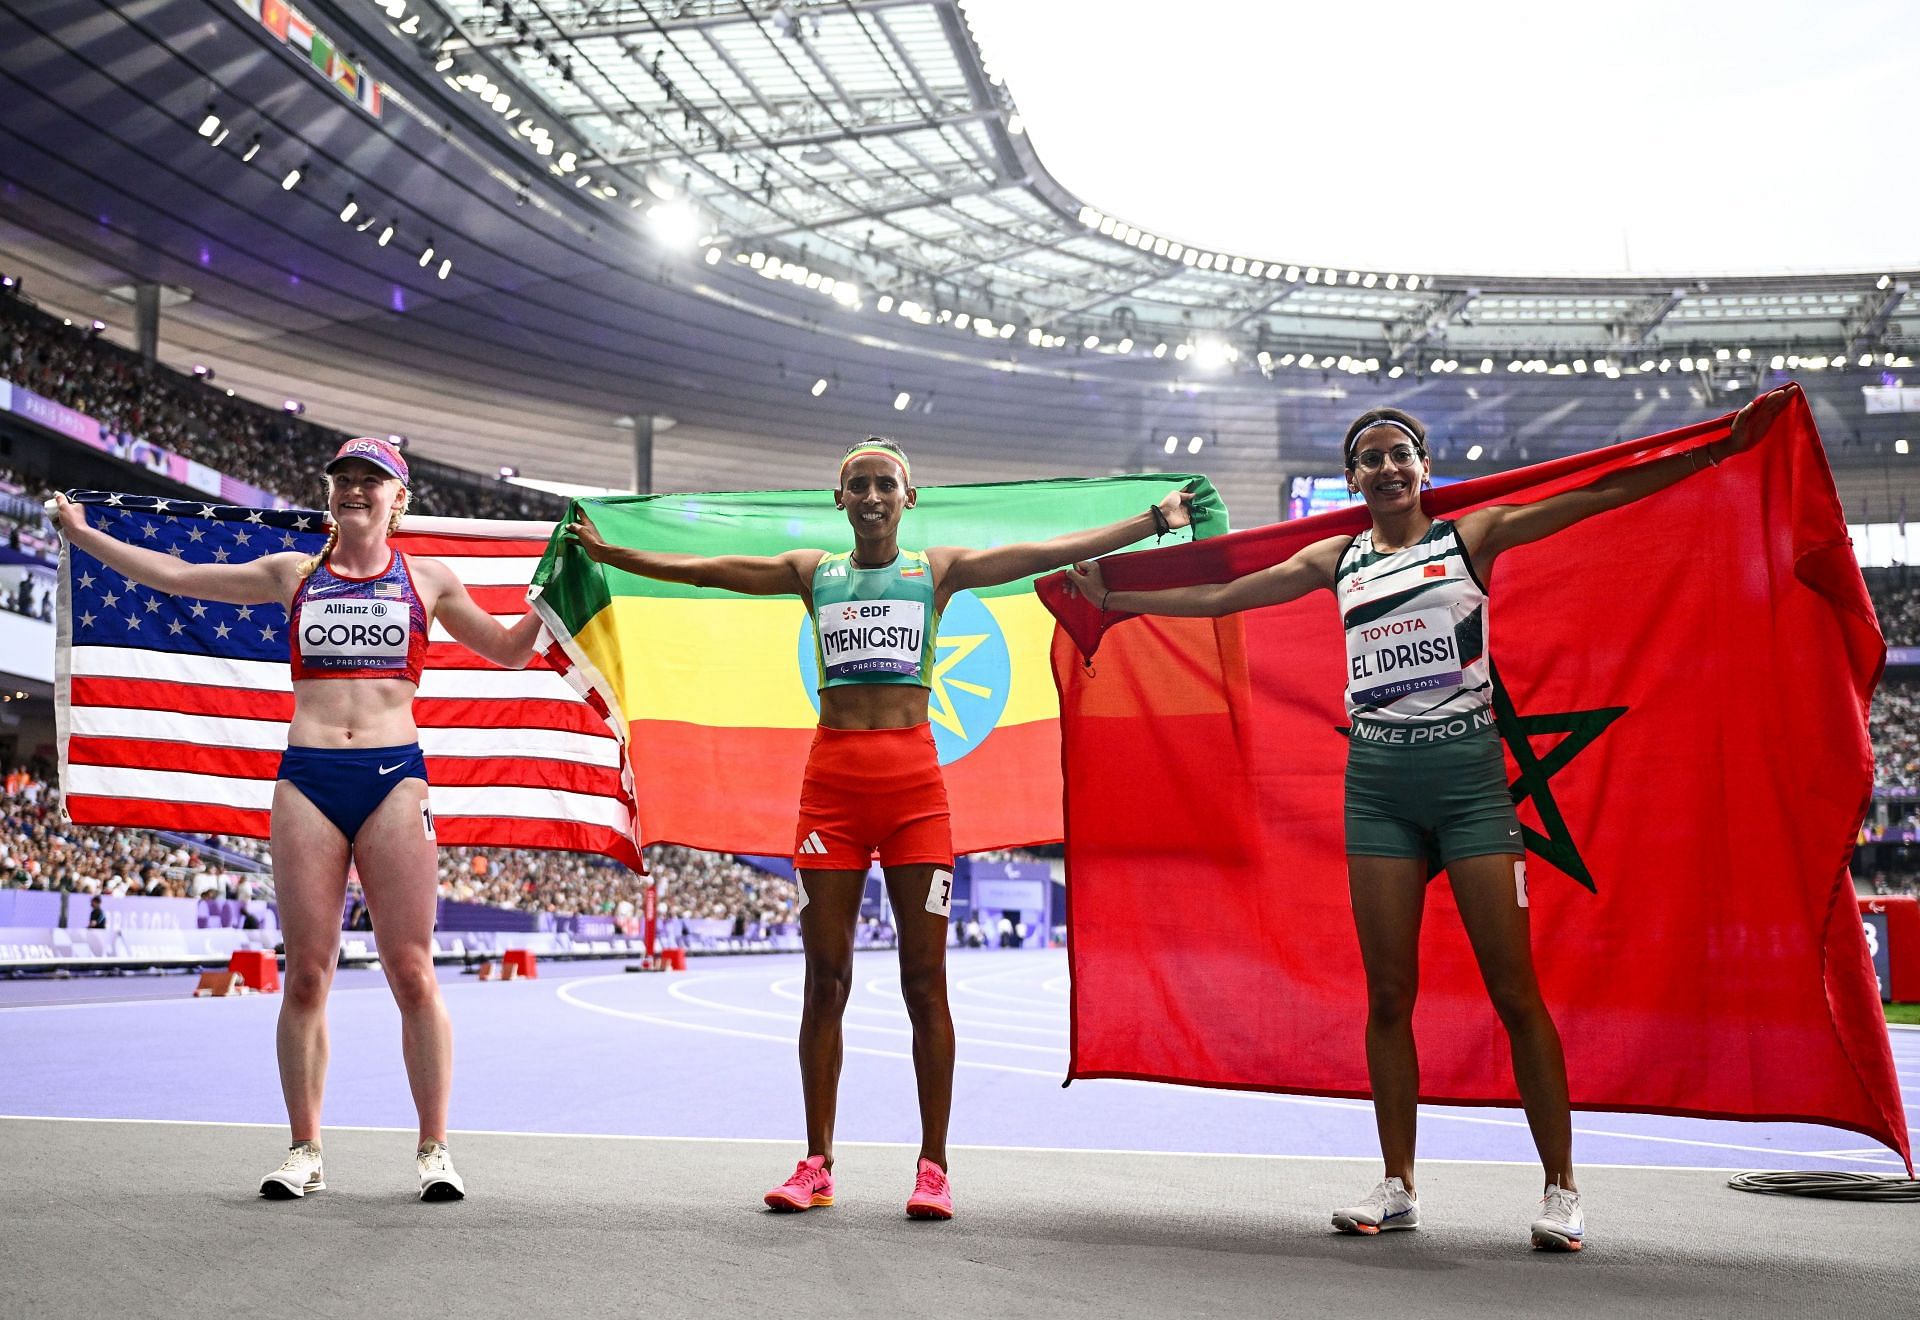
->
[4, 1114, 1839, 1174]
[1040, 975, 1071, 996]
[859, 975, 1070, 1028]
[762, 977, 1068, 1038]
[660, 976, 1067, 1057]
[557, 975, 1916, 1166]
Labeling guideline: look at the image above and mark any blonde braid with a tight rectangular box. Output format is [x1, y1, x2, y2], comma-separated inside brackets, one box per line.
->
[297, 521, 339, 580]
[387, 488, 410, 535]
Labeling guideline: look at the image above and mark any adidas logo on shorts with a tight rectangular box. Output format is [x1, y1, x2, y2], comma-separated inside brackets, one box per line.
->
[798, 831, 828, 855]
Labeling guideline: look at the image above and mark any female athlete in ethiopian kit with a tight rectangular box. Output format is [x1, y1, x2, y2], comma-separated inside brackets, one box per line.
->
[569, 438, 1193, 1219]
[1067, 391, 1787, 1252]
[54, 438, 544, 1202]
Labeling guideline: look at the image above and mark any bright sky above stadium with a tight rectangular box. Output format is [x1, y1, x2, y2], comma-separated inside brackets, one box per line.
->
[959, 0, 1918, 277]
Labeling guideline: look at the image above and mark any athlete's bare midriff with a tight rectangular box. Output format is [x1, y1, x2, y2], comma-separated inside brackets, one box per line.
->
[286, 677, 420, 748]
[817, 683, 931, 731]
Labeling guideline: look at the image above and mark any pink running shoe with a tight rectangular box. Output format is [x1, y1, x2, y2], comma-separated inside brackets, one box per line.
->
[764, 1155, 834, 1212]
[905, 1157, 953, 1220]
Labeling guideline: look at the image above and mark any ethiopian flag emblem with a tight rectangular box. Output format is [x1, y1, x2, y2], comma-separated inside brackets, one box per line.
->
[530, 475, 1227, 855]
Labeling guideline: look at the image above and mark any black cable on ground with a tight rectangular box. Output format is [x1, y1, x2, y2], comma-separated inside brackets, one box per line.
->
[1727, 1171, 1920, 1201]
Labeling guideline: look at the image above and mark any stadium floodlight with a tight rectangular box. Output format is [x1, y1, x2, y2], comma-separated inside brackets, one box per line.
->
[1305, 268, 1320, 283]
[400, 14, 421, 34]
[1716, 347, 1732, 361]
[1879, 274, 1894, 290]
[1387, 365, 1404, 379]
[1737, 347, 1752, 361]
[811, 378, 829, 397]
[1479, 358, 1493, 373]
[281, 166, 302, 191]
[1163, 435, 1178, 454]
[1193, 340, 1230, 369]
[1284, 266, 1300, 282]
[892, 391, 912, 411]
[283, 400, 304, 414]
[1083, 335, 1099, 349]
[242, 135, 260, 161]
[356, 212, 378, 232]
[197, 107, 220, 138]
[1117, 337, 1134, 354]
[1573, 359, 1588, 373]
[1771, 354, 1786, 370]
[1899, 439, 1911, 456]
[1467, 445, 1484, 461]
[1152, 342, 1167, 358]
[378, 224, 394, 246]
[498, 465, 519, 479]
[1679, 356, 1694, 371]
[704, 247, 722, 265]
[437, 258, 451, 280]
[1027, 327, 1043, 346]
[1188, 436, 1204, 454]
[211, 128, 229, 147]
[436, 55, 454, 72]
[339, 196, 358, 223]
[418, 244, 434, 267]
[647, 203, 700, 248]
[1385, 274, 1399, 289]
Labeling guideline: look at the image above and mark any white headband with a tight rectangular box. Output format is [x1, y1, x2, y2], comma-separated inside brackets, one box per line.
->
[1347, 418, 1423, 462]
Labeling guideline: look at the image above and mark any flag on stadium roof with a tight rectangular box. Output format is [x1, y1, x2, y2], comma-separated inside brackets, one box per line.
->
[55, 496, 640, 869]
[1037, 386, 1911, 1167]
[529, 475, 1228, 856]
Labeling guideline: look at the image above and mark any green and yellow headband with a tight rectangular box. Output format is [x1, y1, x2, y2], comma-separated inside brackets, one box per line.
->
[838, 444, 911, 484]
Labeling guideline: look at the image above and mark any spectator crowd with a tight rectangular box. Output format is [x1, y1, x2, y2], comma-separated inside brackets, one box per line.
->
[0, 293, 561, 522]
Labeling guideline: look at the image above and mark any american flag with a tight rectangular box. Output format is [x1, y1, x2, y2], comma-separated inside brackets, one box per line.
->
[55, 491, 642, 869]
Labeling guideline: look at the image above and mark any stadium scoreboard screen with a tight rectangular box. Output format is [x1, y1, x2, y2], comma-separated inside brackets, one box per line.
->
[1286, 474, 1463, 519]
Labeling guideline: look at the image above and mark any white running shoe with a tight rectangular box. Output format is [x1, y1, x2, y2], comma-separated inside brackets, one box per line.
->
[1331, 1176, 1420, 1235]
[417, 1140, 466, 1202]
[259, 1141, 325, 1199]
[1530, 1184, 1584, 1251]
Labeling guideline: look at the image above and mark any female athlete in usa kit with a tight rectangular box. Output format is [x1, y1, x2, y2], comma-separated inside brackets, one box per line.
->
[54, 437, 544, 1202]
[569, 437, 1194, 1220]
[1066, 390, 1787, 1252]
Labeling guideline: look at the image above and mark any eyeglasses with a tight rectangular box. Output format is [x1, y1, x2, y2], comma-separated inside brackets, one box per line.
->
[1352, 445, 1420, 471]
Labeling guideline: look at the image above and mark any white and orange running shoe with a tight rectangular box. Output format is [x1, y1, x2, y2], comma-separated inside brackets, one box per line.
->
[1530, 1184, 1585, 1251]
[1331, 1176, 1420, 1235]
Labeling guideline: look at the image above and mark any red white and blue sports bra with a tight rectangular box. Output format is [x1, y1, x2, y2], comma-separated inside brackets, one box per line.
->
[289, 551, 429, 685]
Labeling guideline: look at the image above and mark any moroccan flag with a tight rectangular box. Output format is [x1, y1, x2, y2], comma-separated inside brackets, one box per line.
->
[1037, 386, 1910, 1165]
[529, 476, 1227, 855]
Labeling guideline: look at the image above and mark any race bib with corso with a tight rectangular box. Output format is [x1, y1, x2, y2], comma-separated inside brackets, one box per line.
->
[298, 598, 411, 670]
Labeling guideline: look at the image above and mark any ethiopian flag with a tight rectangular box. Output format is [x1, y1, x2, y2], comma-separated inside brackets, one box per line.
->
[529, 475, 1227, 855]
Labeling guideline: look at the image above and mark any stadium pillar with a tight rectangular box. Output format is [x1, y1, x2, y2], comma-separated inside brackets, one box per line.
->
[133, 282, 161, 362]
[632, 414, 654, 495]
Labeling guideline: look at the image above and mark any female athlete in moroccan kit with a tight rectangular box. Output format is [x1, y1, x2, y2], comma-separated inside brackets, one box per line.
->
[1067, 391, 1787, 1251]
[54, 437, 545, 1202]
[569, 437, 1193, 1219]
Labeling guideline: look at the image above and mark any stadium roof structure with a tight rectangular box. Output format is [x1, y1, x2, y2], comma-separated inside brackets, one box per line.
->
[424, 0, 1913, 371]
[0, 0, 1915, 523]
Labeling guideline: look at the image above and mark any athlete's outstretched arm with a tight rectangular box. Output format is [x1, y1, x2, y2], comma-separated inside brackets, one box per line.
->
[52, 493, 300, 605]
[933, 489, 1197, 596]
[1064, 534, 1350, 619]
[1458, 387, 1788, 564]
[413, 559, 545, 669]
[567, 512, 822, 597]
